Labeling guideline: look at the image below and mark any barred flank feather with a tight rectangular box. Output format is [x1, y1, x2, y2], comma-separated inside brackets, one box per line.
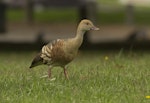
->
[41, 45, 52, 61]
[29, 39, 66, 68]
[40, 39, 67, 66]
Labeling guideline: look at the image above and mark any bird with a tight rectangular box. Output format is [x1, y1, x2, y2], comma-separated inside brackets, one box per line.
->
[29, 19, 99, 79]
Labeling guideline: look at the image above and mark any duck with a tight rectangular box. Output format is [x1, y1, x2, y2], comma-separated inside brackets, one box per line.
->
[29, 19, 99, 79]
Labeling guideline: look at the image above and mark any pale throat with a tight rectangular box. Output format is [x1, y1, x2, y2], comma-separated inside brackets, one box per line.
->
[73, 27, 86, 48]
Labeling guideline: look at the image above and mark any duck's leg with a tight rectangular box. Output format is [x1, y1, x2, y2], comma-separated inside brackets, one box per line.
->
[48, 67, 51, 78]
[63, 66, 69, 79]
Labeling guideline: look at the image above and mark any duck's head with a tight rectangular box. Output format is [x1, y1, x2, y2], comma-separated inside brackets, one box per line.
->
[78, 19, 99, 31]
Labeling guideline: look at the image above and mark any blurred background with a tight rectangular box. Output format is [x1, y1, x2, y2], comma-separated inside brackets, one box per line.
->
[0, 0, 150, 51]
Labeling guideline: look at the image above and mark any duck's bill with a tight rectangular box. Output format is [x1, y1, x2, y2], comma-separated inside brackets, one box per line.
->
[91, 26, 99, 30]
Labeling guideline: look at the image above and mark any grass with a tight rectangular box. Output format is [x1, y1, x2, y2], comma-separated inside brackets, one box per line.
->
[0, 50, 150, 103]
[6, 6, 150, 25]
[6, 8, 78, 23]
[98, 0, 119, 5]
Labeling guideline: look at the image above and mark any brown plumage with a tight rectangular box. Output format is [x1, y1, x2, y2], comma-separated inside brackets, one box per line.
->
[29, 19, 99, 79]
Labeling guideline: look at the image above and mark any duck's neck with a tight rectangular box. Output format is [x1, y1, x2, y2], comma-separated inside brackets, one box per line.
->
[73, 27, 86, 48]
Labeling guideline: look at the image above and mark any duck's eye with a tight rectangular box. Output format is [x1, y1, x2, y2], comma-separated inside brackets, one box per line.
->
[86, 23, 89, 25]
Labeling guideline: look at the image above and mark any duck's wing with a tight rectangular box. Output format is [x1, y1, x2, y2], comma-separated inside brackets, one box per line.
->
[30, 38, 72, 68]
[42, 39, 67, 66]
[30, 39, 64, 68]
[35, 39, 65, 66]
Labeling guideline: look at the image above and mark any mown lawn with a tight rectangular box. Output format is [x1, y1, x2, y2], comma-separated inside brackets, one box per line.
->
[6, 7, 150, 24]
[0, 50, 150, 103]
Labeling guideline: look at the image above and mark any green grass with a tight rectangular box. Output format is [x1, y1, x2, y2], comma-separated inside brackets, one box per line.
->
[5, 0, 150, 24]
[6, 7, 150, 25]
[34, 8, 78, 23]
[6, 8, 78, 23]
[97, 9, 125, 24]
[0, 50, 150, 103]
[98, 0, 119, 5]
